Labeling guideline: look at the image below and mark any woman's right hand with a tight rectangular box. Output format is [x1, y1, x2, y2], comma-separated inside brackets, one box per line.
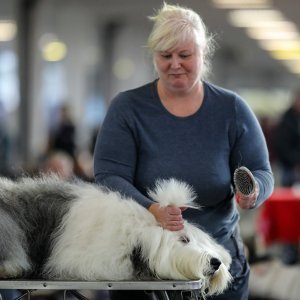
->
[148, 203, 184, 231]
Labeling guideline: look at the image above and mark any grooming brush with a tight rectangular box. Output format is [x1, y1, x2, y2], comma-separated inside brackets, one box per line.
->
[233, 166, 256, 196]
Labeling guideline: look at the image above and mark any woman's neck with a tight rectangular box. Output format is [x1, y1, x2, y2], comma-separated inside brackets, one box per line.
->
[157, 80, 204, 117]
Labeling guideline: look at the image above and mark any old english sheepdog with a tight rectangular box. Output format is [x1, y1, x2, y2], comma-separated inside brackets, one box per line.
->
[0, 176, 232, 297]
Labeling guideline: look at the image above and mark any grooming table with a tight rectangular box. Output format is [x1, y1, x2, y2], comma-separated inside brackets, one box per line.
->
[0, 279, 203, 300]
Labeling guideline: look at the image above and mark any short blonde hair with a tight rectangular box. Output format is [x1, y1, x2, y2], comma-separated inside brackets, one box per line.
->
[146, 3, 214, 77]
[147, 3, 212, 52]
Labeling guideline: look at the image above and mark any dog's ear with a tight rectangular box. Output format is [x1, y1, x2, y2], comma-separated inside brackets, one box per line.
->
[130, 244, 155, 279]
[147, 178, 199, 208]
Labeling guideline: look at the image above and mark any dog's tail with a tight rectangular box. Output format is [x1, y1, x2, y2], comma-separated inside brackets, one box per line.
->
[147, 178, 199, 209]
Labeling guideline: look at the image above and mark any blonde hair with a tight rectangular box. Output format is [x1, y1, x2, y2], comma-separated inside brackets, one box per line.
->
[146, 3, 215, 77]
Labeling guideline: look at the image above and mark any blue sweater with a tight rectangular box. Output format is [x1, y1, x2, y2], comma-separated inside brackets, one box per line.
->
[94, 80, 274, 242]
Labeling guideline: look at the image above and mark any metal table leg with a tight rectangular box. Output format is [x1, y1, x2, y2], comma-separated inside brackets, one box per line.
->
[145, 290, 170, 300]
[14, 290, 34, 300]
[167, 290, 201, 300]
[146, 290, 201, 300]
[63, 290, 90, 300]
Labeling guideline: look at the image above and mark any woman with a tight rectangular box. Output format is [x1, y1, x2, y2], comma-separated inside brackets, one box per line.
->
[93, 3, 274, 300]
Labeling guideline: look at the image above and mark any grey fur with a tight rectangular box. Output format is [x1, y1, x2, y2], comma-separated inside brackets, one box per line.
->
[0, 175, 154, 280]
[0, 176, 76, 278]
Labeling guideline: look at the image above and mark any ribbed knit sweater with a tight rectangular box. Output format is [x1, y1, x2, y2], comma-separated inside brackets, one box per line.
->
[94, 80, 274, 242]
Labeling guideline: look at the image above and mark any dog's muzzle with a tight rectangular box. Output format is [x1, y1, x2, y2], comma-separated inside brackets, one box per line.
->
[204, 257, 222, 276]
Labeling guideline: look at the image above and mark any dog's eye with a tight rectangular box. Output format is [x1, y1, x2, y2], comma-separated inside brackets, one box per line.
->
[179, 235, 190, 244]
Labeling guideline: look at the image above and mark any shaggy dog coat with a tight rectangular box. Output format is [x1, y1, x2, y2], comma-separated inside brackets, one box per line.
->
[0, 176, 232, 297]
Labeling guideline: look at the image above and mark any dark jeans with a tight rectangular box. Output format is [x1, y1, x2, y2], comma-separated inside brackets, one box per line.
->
[110, 229, 249, 300]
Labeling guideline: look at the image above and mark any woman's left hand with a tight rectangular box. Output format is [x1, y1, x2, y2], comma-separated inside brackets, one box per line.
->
[148, 203, 185, 231]
[236, 183, 259, 209]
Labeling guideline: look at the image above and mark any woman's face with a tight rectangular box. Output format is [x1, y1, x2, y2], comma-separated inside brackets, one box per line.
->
[154, 40, 203, 94]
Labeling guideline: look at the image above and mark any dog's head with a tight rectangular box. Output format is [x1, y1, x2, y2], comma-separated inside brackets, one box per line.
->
[144, 179, 232, 297]
[138, 226, 232, 297]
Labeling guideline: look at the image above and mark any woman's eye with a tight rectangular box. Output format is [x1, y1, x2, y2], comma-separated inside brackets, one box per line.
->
[159, 53, 191, 59]
[180, 54, 191, 58]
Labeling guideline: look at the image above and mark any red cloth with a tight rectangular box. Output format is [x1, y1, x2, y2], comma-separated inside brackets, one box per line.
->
[257, 188, 300, 245]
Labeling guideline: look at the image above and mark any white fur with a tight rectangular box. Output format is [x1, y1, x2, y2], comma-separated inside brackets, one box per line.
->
[44, 179, 232, 297]
[0, 177, 231, 297]
[148, 178, 198, 208]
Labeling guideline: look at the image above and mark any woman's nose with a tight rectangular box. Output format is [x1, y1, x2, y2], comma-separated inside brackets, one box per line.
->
[170, 56, 181, 68]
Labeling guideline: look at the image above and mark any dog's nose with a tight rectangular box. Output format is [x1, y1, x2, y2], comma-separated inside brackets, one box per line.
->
[210, 257, 221, 271]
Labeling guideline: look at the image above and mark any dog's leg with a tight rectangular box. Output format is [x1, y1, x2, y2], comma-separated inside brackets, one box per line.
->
[0, 210, 31, 278]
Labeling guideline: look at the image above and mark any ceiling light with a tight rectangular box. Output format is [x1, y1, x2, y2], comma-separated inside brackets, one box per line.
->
[0, 20, 17, 42]
[247, 26, 299, 40]
[212, 0, 271, 9]
[270, 50, 300, 60]
[244, 20, 297, 30]
[42, 41, 67, 62]
[228, 9, 284, 27]
[259, 39, 300, 51]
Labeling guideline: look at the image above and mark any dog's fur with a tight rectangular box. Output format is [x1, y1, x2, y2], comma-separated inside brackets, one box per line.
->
[0, 176, 232, 297]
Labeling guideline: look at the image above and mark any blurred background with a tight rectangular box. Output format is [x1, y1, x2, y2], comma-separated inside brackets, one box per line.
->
[0, 0, 299, 299]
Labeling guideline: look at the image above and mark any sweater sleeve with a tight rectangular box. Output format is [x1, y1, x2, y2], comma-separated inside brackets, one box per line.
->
[230, 94, 274, 207]
[93, 93, 154, 208]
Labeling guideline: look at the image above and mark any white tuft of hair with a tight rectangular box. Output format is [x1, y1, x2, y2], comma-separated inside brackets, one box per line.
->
[148, 178, 199, 208]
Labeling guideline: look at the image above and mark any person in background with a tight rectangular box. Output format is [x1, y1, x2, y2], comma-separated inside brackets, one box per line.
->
[42, 151, 75, 180]
[48, 104, 76, 159]
[274, 90, 300, 265]
[93, 3, 274, 300]
[275, 90, 300, 187]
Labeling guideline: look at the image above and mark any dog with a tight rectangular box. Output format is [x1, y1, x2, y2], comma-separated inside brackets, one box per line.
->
[0, 176, 232, 297]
